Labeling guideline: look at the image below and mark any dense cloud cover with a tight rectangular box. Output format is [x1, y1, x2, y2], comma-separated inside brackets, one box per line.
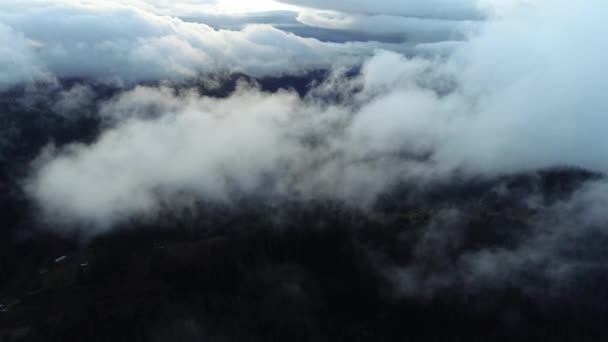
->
[21, 0, 608, 229]
[0, 0, 392, 86]
[2, 0, 520, 89]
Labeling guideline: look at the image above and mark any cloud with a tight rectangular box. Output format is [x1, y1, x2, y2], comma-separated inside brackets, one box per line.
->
[179, 10, 300, 31]
[279, 0, 531, 44]
[24, 0, 608, 230]
[26, 73, 441, 229]
[28, 84, 298, 227]
[3, 0, 494, 89]
[51, 84, 97, 116]
[438, 0, 608, 174]
[123, 0, 298, 16]
[466, 178, 608, 295]
[295, 11, 478, 43]
[375, 174, 608, 299]
[0, 23, 49, 88]
[277, 0, 486, 20]
[0, 0, 388, 88]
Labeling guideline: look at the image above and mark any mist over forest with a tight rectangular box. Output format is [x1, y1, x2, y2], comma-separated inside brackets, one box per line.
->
[1, 1, 608, 341]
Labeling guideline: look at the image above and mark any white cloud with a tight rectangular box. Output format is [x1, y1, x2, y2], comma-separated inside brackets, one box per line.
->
[121, 0, 298, 16]
[0, 23, 49, 87]
[2, 0, 497, 89]
[28, 84, 299, 227]
[0, 0, 385, 88]
[25, 0, 608, 230]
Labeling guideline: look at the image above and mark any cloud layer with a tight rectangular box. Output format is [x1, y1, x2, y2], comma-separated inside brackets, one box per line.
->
[278, 0, 486, 20]
[0, 0, 390, 88]
[10, 0, 608, 231]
